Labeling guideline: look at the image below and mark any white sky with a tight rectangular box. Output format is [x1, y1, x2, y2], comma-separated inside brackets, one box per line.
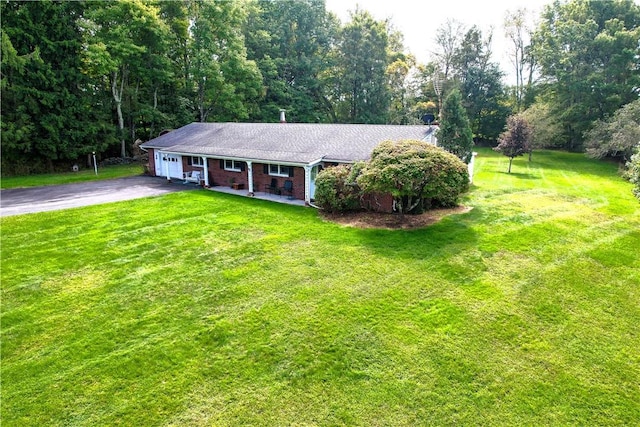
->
[325, 0, 551, 84]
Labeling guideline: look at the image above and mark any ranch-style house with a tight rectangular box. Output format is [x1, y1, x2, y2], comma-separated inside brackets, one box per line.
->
[140, 121, 440, 211]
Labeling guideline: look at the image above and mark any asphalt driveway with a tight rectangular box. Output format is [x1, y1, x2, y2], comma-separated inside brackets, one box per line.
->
[0, 176, 197, 217]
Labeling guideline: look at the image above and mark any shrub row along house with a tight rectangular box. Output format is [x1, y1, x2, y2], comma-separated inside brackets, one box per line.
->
[141, 121, 440, 212]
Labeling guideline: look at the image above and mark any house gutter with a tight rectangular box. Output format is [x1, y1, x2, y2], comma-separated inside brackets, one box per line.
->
[147, 148, 313, 169]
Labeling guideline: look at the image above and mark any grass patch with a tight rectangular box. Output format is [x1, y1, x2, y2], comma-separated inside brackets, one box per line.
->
[2, 149, 639, 425]
[0, 163, 144, 189]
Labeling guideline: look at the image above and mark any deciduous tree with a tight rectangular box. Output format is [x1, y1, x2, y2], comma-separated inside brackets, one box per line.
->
[81, 0, 169, 157]
[504, 7, 537, 111]
[532, 0, 640, 150]
[333, 9, 390, 123]
[627, 144, 640, 201]
[453, 26, 511, 142]
[494, 115, 532, 173]
[185, 0, 262, 123]
[585, 99, 640, 163]
[245, 0, 338, 123]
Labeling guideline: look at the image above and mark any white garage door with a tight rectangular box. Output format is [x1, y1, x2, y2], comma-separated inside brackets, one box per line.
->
[156, 153, 183, 179]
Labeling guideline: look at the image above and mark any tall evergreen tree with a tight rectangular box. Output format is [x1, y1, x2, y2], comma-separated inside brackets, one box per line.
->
[437, 89, 474, 163]
[1, 0, 115, 173]
[453, 26, 510, 142]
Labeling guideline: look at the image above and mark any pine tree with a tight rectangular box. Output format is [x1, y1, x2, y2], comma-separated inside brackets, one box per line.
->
[437, 89, 474, 163]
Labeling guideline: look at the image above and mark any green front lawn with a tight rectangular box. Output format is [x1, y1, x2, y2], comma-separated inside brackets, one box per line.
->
[2, 149, 639, 425]
[0, 163, 144, 189]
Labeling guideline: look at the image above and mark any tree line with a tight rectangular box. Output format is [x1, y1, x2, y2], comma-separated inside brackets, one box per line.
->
[1, 0, 639, 175]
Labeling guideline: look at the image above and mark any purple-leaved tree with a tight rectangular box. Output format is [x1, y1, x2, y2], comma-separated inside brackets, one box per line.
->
[494, 115, 532, 173]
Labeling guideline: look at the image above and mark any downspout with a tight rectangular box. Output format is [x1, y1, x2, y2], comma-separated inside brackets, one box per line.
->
[304, 165, 312, 206]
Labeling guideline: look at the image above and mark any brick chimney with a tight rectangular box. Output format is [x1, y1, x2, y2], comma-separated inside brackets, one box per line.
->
[279, 109, 286, 123]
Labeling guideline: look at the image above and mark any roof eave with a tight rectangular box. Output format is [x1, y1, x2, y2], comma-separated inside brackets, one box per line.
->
[152, 149, 311, 167]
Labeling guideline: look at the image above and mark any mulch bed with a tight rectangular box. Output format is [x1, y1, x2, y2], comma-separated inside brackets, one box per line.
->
[320, 206, 473, 230]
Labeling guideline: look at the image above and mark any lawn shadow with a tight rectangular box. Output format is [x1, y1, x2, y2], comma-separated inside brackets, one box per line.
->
[497, 171, 538, 180]
[348, 207, 480, 262]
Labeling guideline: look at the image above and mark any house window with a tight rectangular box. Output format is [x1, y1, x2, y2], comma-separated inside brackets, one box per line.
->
[190, 156, 204, 166]
[268, 164, 292, 177]
[224, 160, 243, 172]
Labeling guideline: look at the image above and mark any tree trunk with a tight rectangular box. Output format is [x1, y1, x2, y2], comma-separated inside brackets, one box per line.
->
[395, 198, 404, 220]
[508, 157, 513, 173]
[149, 87, 158, 140]
[111, 69, 126, 158]
[197, 77, 207, 122]
[407, 196, 422, 213]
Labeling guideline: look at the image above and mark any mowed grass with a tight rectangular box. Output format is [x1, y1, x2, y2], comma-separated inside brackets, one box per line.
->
[1, 163, 144, 189]
[2, 149, 639, 426]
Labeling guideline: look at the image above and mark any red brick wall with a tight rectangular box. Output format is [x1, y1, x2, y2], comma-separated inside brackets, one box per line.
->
[181, 156, 204, 177]
[147, 148, 156, 175]
[205, 160, 305, 200]
[361, 192, 394, 213]
[208, 159, 245, 188]
[252, 163, 305, 200]
[147, 153, 395, 209]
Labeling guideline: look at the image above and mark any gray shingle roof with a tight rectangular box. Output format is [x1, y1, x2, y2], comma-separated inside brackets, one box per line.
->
[141, 122, 437, 164]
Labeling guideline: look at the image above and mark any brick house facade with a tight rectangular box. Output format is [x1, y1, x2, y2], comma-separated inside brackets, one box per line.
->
[141, 122, 439, 212]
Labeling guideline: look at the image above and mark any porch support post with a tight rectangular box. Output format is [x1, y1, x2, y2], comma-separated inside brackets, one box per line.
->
[162, 151, 170, 181]
[304, 165, 312, 205]
[202, 156, 209, 187]
[247, 161, 254, 196]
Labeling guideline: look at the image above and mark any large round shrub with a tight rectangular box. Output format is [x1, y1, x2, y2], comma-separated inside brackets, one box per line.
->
[357, 140, 469, 214]
[314, 163, 363, 212]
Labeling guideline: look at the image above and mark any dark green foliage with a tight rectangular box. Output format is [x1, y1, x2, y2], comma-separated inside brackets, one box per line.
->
[437, 89, 474, 163]
[314, 163, 363, 212]
[357, 140, 469, 214]
[332, 10, 390, 124]
[245, 0, 338, 123]
[1, 1, 115, 174]
[532, 0, 640, 150]
[494, 115, 533, 173]
[3, 0, 638, 175]
[453, 26, 511, 141]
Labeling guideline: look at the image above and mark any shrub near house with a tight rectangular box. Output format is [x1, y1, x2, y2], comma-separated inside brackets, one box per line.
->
[315, 140, 469, 214]
[314, 164, 363, 213]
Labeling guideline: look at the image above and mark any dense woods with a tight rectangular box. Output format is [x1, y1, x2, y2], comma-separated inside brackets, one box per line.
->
[1, 0, 639, 175]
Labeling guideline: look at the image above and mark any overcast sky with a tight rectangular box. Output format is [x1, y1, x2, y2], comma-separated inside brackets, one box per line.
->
[325, 0, 551, 84]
